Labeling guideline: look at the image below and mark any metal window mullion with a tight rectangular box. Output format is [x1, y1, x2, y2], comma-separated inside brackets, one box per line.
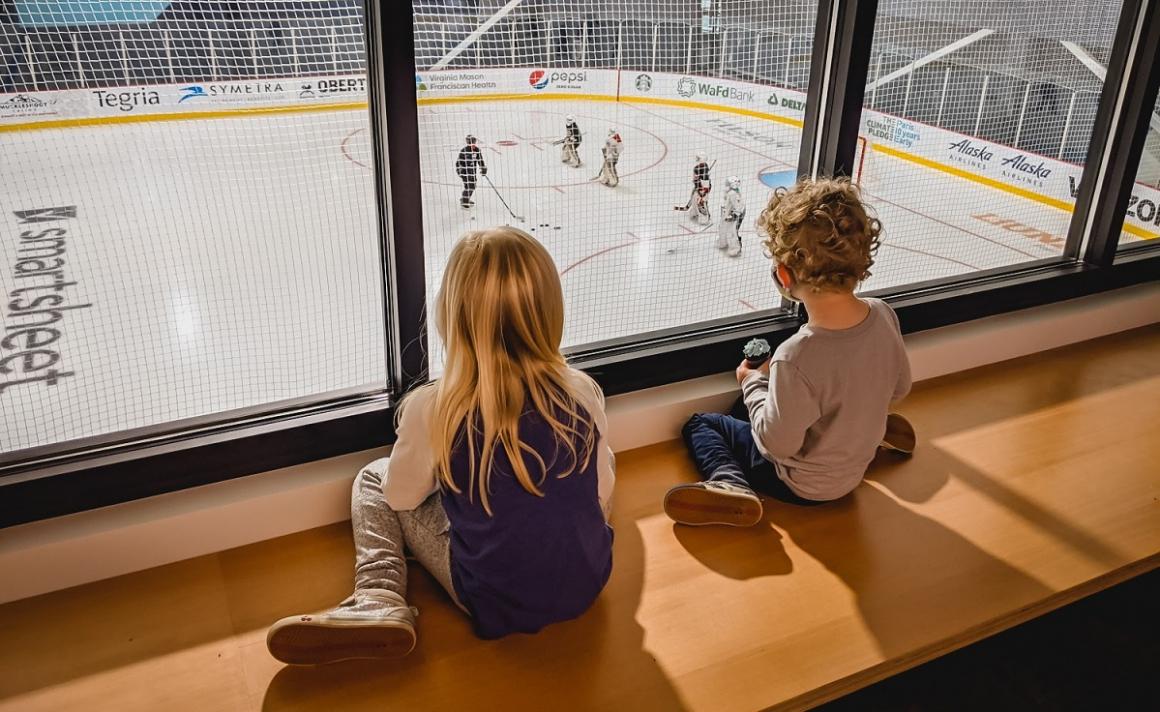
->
[718, 28, 728, 77]
[330, 25, 338, 72]
[512, 18, 522, 67]
[974, 73, 990, 135]
[73, 33, 84, 89]
[1058, 90, 1078, 159]
[369, 0, 428, 388]
[1014, 80, 1031, 146]
[686, 24, 693, 74]
[581, 20, 587, 68]
[797, 0, 880, 182]
[25, 35, 37, 90]
[784, 34, 793, 87]
[652, 23, 659, 73]
[901, 66, 913, 116]
[1065, 0, 1160, 265]
[936, 65, 950, 123]
[165, 29, 174, 83]
[616, 20, 623, 71]
[869, 51, 883, 108]
[250, 27, 258, 77]
[752, 31, 761, 78]
[120, 30, 130, 83]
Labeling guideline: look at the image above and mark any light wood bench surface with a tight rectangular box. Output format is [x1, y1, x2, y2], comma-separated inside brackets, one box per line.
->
[1, 326, 1158, 711]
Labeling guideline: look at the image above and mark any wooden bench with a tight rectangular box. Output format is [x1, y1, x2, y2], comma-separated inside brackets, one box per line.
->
[1, 326, 1157, 711]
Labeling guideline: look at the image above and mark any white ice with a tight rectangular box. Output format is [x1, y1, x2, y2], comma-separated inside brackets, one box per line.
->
[1, 99, 1068, 452]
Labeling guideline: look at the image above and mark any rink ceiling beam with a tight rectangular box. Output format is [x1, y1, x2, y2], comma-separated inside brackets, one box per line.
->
[864, 28, 995, 93]
[428, 0, 527, 71]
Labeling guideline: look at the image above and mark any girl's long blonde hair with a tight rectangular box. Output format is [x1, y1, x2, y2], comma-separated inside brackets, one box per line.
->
[403, 227, 598, 515]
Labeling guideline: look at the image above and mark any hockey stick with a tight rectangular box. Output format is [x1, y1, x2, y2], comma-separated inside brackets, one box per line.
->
[484, 175, 525, 222]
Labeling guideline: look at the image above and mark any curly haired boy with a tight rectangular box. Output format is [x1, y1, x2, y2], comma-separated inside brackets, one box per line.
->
[665, 178, 912, 526]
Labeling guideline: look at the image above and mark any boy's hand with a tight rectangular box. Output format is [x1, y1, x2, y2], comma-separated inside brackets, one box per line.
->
[735, 358, 771, 385]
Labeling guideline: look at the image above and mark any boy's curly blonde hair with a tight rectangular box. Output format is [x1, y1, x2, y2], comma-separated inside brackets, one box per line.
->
[756, 177, 881, 293]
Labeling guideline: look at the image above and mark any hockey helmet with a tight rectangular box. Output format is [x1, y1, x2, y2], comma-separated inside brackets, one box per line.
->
[565, 114, 575, 123]
[727, 175, 741, 190]
[465, 134, 477, 144]
[695, 151, 707, 163]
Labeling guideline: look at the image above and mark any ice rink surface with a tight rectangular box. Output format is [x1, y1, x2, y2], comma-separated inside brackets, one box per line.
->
[2, 99, 1070, 452]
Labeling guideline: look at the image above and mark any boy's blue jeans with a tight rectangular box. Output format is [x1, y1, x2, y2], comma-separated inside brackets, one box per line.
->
[681, 412, 821, 506]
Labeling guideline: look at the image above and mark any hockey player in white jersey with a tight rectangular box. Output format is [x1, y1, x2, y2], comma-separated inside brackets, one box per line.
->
[717, 175, 745, 256]
[597, 128, 622, 187]
[555, 115, 582, 167]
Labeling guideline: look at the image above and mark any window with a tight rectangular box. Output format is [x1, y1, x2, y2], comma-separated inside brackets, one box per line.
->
[856, 2, 1124, 291]
[3, 0, 1156, 526]
[1, 2, 390, 465]
[411, 0, 817, 368]
[1118, 95, 1160, 253]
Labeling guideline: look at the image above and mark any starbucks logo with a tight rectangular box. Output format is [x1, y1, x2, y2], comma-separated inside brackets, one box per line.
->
[635, 74, 652, 92]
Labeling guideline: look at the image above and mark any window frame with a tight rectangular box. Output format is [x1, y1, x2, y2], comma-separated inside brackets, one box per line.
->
[3, 0, 1158, 528]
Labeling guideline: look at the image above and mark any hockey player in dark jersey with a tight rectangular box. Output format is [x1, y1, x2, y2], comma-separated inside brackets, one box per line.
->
[674, 151, 713, 222]
[691, 152, 712, 223]
[559, 115, 582, 167]
[456, 135, 487, 208]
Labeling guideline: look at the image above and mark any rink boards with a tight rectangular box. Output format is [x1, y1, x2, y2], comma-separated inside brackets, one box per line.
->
[4, 68, 1159, 240]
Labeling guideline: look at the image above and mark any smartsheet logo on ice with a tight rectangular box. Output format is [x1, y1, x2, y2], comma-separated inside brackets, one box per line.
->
[1, 206, 92, 396]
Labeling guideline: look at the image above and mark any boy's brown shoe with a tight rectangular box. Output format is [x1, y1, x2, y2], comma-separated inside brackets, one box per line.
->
[880, 412, 916, 455]
[664, 481, 764, 527]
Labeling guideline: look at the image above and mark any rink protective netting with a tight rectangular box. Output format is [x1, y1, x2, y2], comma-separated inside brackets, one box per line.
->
[2, 1, 385, 455]
[1, 0, 1151, 456]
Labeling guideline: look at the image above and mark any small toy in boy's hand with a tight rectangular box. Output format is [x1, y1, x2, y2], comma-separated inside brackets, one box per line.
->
[743, 338, 771, 368]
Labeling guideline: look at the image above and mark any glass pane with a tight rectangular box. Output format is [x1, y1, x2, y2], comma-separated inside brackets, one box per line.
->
[412, 0, 816, 369]
[857, 3, 1124, 290]
[1, 2, 388, 462]
[1118, 94, 1160, 252]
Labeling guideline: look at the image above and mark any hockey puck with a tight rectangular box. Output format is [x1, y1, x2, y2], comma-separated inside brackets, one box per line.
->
[554, 226, 561, 230]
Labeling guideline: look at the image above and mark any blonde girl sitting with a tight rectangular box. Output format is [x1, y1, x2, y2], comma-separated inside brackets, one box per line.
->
[267, 227, 615, 662]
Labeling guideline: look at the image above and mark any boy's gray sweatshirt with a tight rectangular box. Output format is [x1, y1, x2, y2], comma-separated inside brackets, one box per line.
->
[741, 298, 911, 501]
